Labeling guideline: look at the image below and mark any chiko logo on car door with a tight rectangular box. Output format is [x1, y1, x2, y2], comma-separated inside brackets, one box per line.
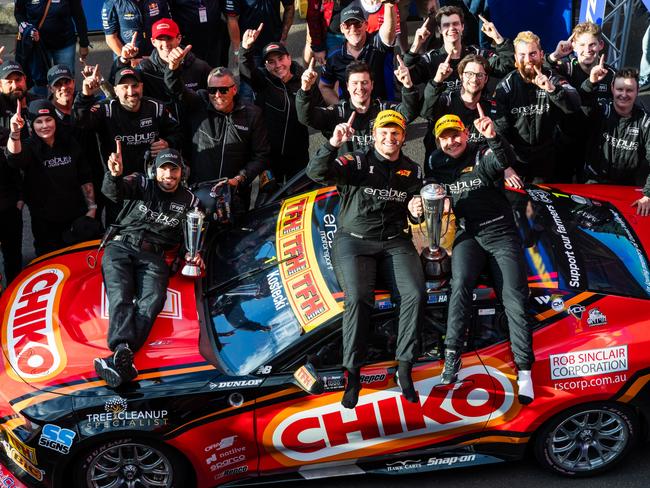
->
[3, 266, 69, 381]
[264, 364, 519, 466]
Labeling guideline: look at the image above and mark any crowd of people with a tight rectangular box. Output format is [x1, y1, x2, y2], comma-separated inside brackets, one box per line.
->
[1, 0, 649, 397]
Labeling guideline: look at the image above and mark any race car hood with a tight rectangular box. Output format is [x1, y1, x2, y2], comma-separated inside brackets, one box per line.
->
[0, 243, 211, 401]
[552, 184, 650, 253]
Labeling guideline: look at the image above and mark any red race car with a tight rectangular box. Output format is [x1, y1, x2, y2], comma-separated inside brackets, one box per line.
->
[0, 183, 649, 488]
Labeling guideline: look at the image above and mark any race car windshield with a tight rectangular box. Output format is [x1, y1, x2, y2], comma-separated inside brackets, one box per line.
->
[512, 188, 650, 299]
[207, 189, 343, 375]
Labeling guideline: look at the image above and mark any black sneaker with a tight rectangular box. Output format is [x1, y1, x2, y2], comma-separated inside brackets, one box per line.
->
[441, 349, 461, 384]
[113, 344, 138, 382]
[94, 356, 124, 388]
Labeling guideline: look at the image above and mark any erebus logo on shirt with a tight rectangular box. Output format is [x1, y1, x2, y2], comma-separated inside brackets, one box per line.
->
[364, 187, 408, 202]
[138, 204, 181, 226]
[43, 156, 72, 168]
[116, 132, 157, 145]
[603, 133, 639, 151]
[443, 178, 483, 194]
[510, 103, 550, 116]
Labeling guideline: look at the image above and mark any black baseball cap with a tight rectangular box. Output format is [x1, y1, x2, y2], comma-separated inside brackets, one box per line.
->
[262, 42, 289, 61]
[0, 60, 25, 79]
[47, 64, 74, 86]
[341, 5, 366, 24]
[155, 148, 182, 169]
[27, 99, 57, 122]
[114, 67, 142, 85]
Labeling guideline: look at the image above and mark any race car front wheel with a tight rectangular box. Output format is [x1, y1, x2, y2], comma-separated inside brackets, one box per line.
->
[534, 402, 638, 477]
[71, 437, 193, 488]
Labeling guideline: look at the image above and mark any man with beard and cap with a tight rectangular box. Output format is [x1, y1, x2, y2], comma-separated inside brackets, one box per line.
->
[297, 59, 418, 156]
[0, 60, 38, 138]
[403, 6, 514, 91]
[74, 65, 182, 225]
[6, 99, 96, 256]
[544, 22, 616, 182]
[493, 31, 581, 182]
[427, 111, 535, 405]
[306, 109, 425, 409]
[94, 144, 201, 388]
[239, 23, 317, 182]
[163, 47, 270, 212]
[580, 67, 650, 216]
[319, 3, 397, 104]
[113, 18, 211, 122]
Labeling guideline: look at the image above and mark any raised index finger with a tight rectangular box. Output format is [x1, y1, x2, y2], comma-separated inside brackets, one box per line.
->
[599, 54, 605, 67]
[396, 54, 405, 68]
[115, 138, 122, 155]
[478, 14, 488, 23]
[534, 65, 543, 76]
[308, 57, 315, 71]
[130, 31, 138, 46]
[92, 64, 99, 78]
[568, 32, 575, 43]
[422, 17, 431, 30]
[0, 46, 5, 57]
[257, 22, 264, 32]
[16, 99, 21, 115]
[445, 52, 452, 64]
[476, 102, 485, 119]
[347, 111, 356, 126]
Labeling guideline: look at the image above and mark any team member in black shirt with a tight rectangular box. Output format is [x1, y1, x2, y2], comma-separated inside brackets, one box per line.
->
[6, 100, 96, 256]
[427, 111, 534, 404]
[307, 110, 425, 409]
[580, 67, 650, 215]
[94, 145, 200, 388]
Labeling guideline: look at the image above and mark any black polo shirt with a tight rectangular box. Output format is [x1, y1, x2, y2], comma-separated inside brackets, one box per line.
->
[320, 32, 394, 101]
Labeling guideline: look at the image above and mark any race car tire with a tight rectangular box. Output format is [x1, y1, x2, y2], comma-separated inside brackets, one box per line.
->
[533, 402, 638, 477]
[70, 436, 194, 488]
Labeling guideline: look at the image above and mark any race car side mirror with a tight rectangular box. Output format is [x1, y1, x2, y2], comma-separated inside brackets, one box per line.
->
[292, 362, 324, 395]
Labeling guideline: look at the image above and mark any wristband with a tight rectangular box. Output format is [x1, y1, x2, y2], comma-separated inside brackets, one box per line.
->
[87, 204, 98, 210]
[10, 133, 20, 141]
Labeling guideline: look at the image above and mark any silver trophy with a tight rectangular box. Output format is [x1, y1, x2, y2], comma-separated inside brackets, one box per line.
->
[419, 183, 451, 285]
[182, 208, 206, 277]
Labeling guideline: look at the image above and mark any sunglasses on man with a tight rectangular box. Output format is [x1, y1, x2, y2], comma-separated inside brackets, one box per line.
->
[207, 85, 235, 95]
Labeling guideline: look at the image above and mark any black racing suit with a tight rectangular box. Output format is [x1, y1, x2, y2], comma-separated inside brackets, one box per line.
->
[296, 85, 420, 155]
[493, 68, 581, 180]
[307, 143, 425, 370]
[426, 135, 534, 371]
[580, 81, 650, 193]
[73, 94, 182, 224]
[101, 172, 199, 352]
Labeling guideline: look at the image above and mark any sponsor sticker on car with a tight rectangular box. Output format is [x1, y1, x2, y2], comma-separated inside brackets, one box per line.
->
[550, 345, 628, 380]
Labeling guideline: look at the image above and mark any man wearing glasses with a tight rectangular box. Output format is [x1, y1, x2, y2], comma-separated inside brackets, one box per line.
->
[493, 31, 580, 182]
[164, 50, 270, 212]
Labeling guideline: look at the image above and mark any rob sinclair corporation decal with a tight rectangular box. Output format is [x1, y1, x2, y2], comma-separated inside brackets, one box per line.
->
[550, 345, 628, 380]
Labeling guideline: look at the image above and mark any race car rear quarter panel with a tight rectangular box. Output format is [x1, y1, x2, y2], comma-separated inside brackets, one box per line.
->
[0, 245, 206, 401]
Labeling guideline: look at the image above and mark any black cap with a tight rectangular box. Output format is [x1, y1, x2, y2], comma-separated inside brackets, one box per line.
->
[341, 5, 366, 24]
[47, 64, 74, 86]
[154, 148, 182, 169]
[27, 99, 57, 122]
[262, 42, 290, 61]
[0, 60, 25, 80]
[114, 67, 142, 85]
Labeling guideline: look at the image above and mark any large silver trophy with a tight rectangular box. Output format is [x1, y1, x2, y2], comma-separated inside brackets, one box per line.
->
[182, 208, 206, 277]
[419, 183, 451, 285]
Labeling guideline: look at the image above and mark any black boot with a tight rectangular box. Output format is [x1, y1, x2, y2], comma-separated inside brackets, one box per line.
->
[341, 368, 361, 409]
[441, 349, 461, 385]
[396, 361, 418, 403]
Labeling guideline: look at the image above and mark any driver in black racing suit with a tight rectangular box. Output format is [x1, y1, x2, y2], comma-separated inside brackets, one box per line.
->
[426, 110, 535, 404]
[306, 109, 425, 409]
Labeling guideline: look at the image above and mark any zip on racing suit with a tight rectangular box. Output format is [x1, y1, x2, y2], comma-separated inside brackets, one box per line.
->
[306, 142, 425, 372]
[426, 134, 534, 371]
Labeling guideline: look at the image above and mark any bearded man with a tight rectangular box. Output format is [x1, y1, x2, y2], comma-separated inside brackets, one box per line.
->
[493, 31, 580, 182]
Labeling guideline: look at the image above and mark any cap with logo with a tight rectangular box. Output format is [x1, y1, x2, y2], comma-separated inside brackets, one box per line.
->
[373, 109, 406, 131]
[114, 67, 142, 85]
[341, 5, 366, 24]
[27, 99, 57, 122]
[0, 60, 25, 80]
[155, 148, 183, 169]
[434, 114, 466, 138]
[262, 42, 289, 61]
[151, 18, 180, 39]
[47, 64, 74, 86]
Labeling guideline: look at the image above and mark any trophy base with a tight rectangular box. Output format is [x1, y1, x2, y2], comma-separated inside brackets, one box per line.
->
[420, 247, 451, 284]
[181, 264, 202, 277]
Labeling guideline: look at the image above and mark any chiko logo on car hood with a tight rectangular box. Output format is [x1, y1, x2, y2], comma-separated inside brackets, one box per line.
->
[2, 266, 69, 381]
[264, 364, 518, 465]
